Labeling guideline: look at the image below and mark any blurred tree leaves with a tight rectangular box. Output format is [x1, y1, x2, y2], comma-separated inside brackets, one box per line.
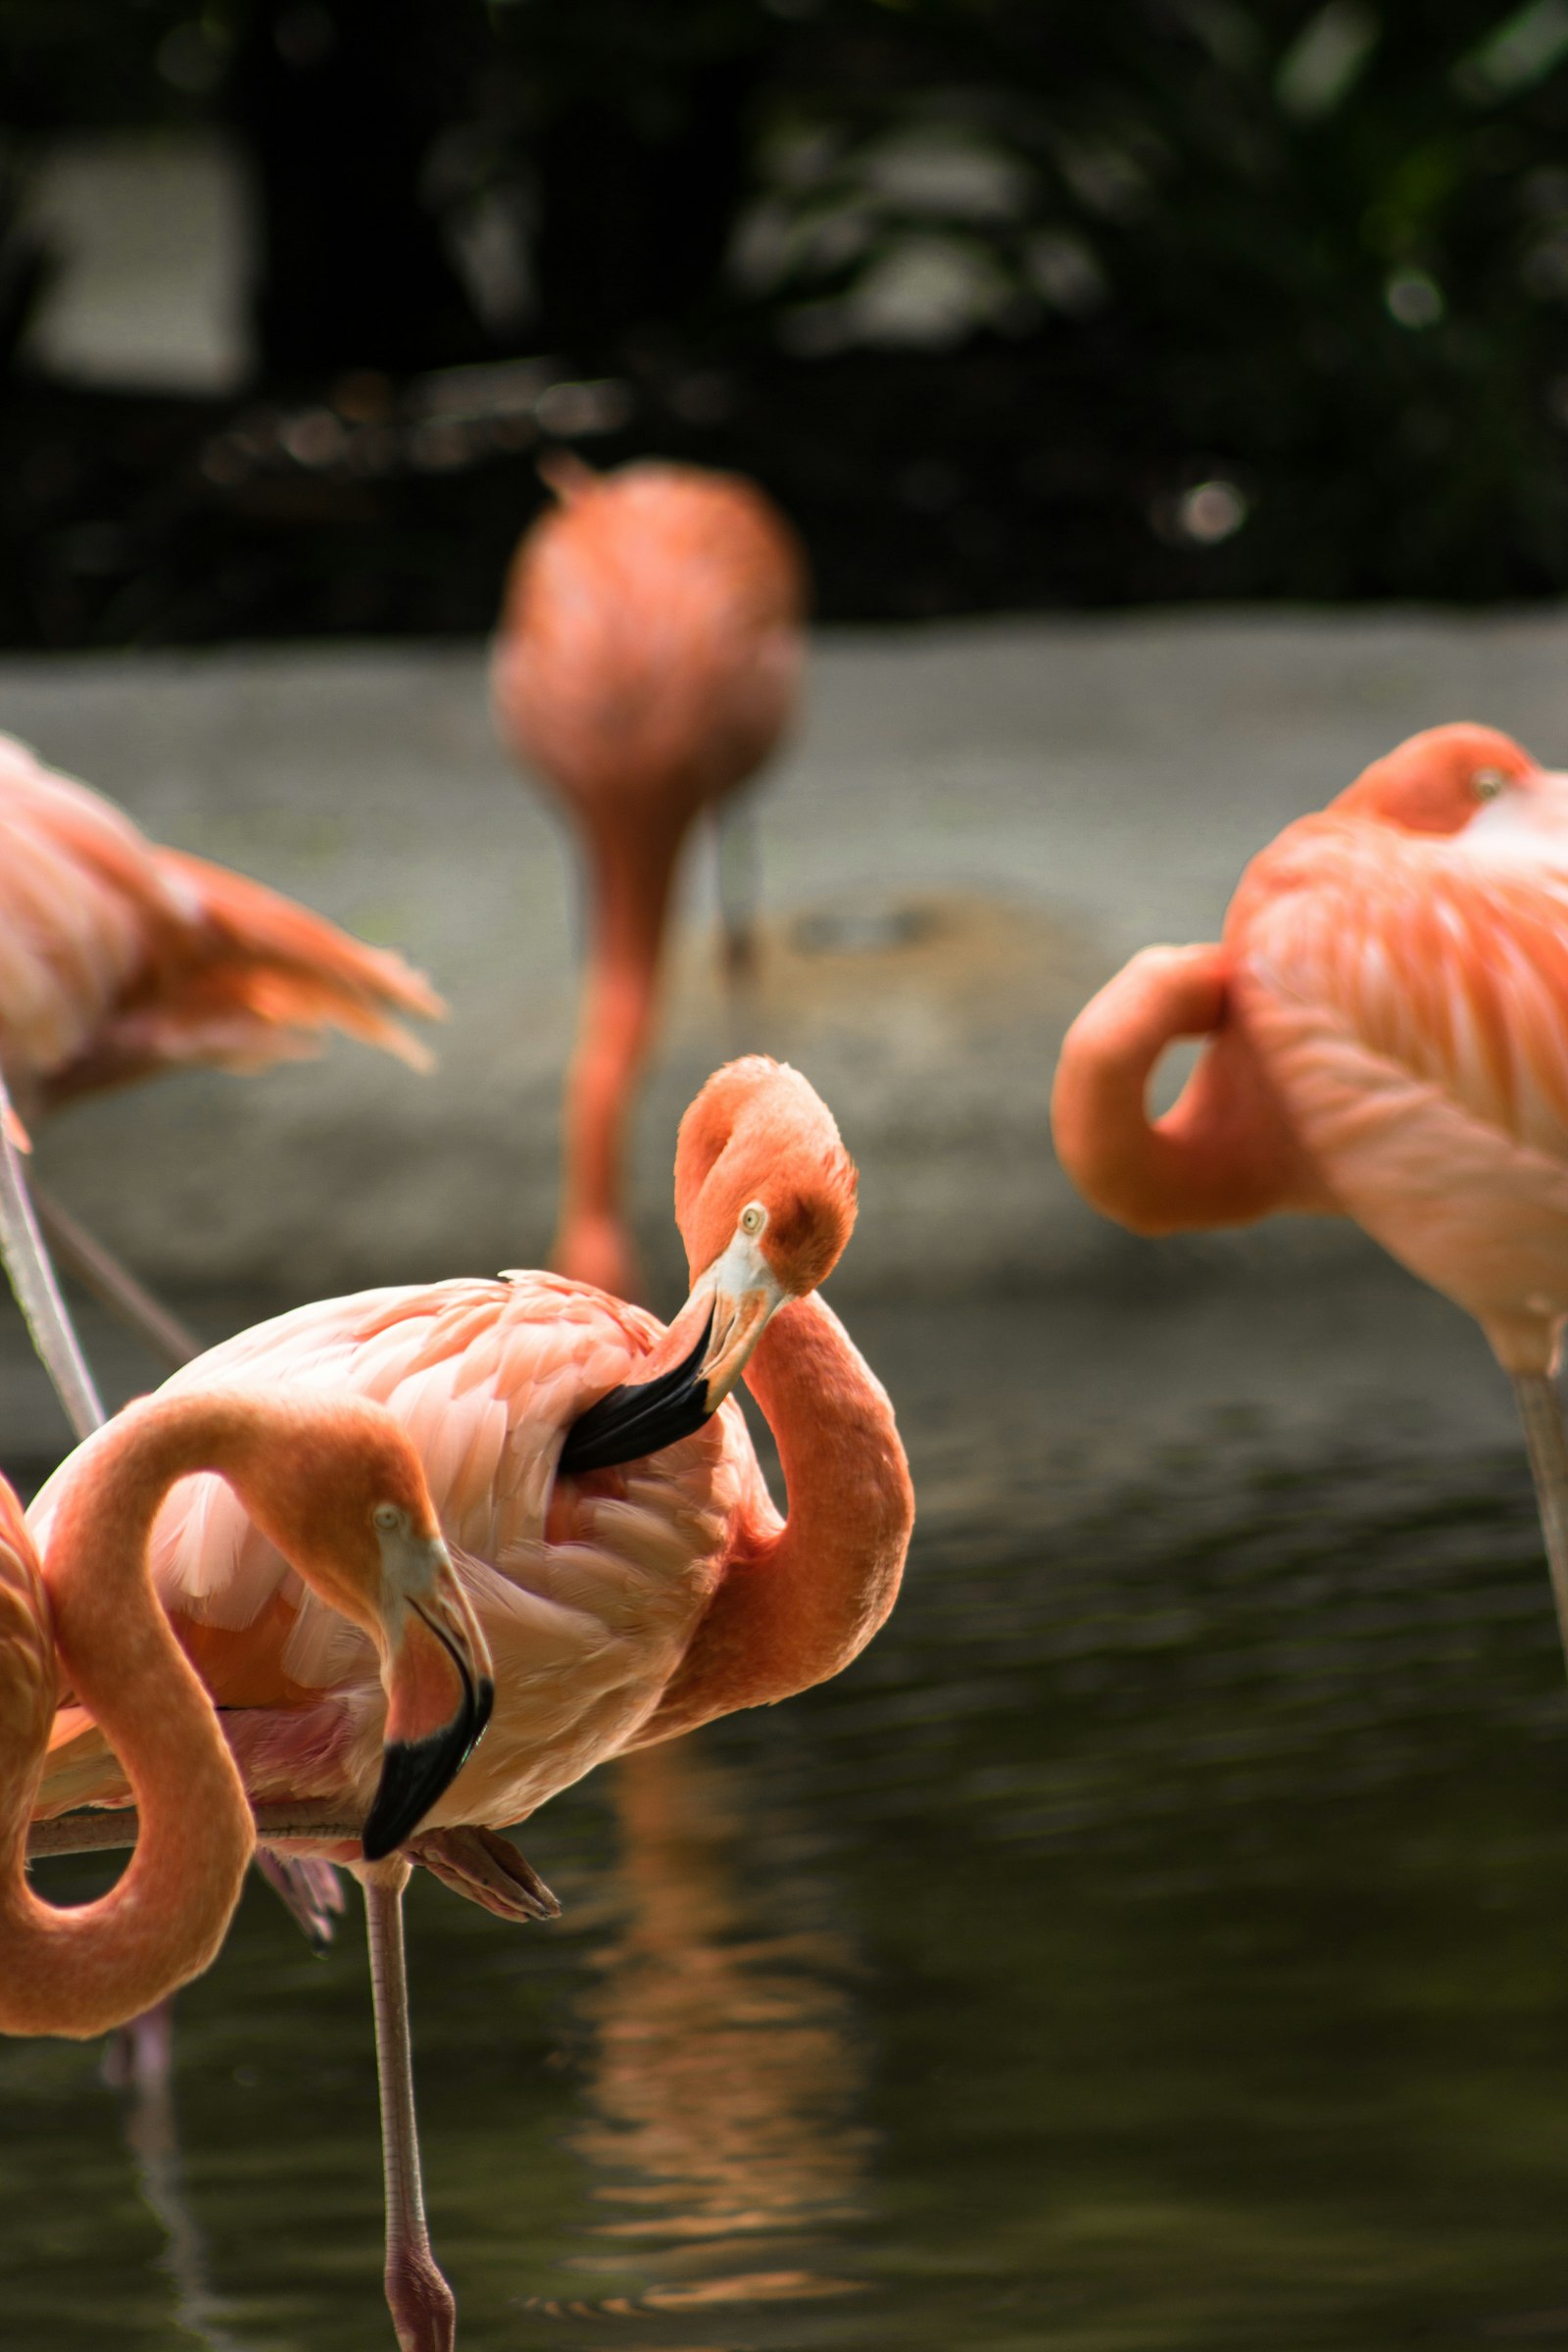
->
[8, 1, 1568, 602]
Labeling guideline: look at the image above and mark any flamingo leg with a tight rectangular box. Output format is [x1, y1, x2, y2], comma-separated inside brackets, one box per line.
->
[1513, 1374, 1568, 1676]
[31, 1186, 202, 1371]
[0, 1069, 103, 1440]
[714, 796, 759, 998]
[362, 1857, 456, 2352]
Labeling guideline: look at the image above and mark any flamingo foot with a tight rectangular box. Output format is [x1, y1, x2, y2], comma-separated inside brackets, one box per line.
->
[405, 1824, 561, 1924]
[385, 2244, 457, 2352]
[254, 1846, 346, 1948]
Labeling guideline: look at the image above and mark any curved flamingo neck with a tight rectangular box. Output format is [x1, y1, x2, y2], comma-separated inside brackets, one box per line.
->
[636, 1293, 913, 1743]
[555, 808, 686, 1296]
[0, 1397, 257, 2038]
[1051, 943, 1335, 1236]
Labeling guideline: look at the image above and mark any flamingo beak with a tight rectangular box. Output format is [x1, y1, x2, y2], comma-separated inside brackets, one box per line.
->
[362, 1540, 494, 1862]
[557, 1235, 785, 1477]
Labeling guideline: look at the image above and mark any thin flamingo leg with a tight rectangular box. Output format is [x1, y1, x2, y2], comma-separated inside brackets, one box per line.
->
[31, 1186, 202, 1372]
[0, 1068, 103, 1440]
[714, 795, 759, 996]
[1513, 1374, 1568, 1676]
[362, 1857, 456, 2352]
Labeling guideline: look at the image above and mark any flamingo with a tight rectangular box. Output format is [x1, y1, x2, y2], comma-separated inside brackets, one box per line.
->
[1051, 719, 1568, 1665]
[0, 1386, 492, 2039]
[0, 728, 444, 1426]
[492, 459, 808, 1298]
[27, 1053, 912, 2352]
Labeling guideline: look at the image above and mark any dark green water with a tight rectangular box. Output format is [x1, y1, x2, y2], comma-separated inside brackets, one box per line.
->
[7, 1436, 1568, 2351]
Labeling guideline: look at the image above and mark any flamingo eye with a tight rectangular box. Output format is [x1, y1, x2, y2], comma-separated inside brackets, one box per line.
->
[1472, 768, 1507, 802]
[373, 1503, 404, 1534]
[739, 1201, 767, 1239]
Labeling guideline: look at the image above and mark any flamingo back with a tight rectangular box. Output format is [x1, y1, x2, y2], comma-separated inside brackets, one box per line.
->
[493, 464, 808, 823]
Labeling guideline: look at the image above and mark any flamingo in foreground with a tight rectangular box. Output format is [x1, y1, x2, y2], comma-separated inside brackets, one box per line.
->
[1052, 720, 1568, 1662]
[492, 460, 808, 1297]
[0, 728, 444, 1429]
[0, 1388, 491, 2039]
[29, 1054, 913, 2352]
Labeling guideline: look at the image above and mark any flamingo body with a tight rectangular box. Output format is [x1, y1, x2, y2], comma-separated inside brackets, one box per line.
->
[493, 462, 806, 834]
[30, 1059, 912, 1846]
[492, 464, 808, 1297]
[1053, 723, 1568, 1374]
[0, 730, 442, 1117]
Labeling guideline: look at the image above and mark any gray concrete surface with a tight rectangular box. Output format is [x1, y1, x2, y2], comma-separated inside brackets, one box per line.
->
[8, 608, 1568, 1302]
[2, 608, 1566, 1477]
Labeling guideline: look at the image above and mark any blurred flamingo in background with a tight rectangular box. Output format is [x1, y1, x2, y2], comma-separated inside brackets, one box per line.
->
[29, 1054, 912, 2352]
[0, 729, 444, 1428]
[493, 459, 808, 1298]
[1052, 720, 1568, 1668]
[0, 1387, 489, 2041]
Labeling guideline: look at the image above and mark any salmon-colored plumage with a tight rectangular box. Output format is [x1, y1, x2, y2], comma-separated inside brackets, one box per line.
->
[0, 730, 443, 1120]
[1054, 722, 1568, 1376]
[30, 1060, 910, 1841]
[493, 462, 808, 1297]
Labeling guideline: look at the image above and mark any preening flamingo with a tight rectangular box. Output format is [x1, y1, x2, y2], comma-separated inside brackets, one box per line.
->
[492, 460, 808, 1297]
[0, 729, 444, 1424]
[29, 1054, 912, 2352]
[1052, 720, 1568, 1662]
[1, 1387, 491, 2040]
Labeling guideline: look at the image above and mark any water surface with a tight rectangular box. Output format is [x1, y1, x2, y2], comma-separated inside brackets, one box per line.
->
[7, 1412, 1568, 2350]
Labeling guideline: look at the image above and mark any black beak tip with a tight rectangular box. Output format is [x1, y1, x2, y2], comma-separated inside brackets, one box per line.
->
[362, 1675, 488, 1862]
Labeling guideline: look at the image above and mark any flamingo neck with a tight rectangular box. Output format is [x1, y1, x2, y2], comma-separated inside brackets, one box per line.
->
[555, 809, 685, 1295]
[0, 1398, 256, 2038]
[637, 1293, 913, 1742]
[1051, 943, 1335, 1236]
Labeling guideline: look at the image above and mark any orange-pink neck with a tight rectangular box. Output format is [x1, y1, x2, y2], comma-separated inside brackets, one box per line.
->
[0, 1397, 256, 2038]
[637, 1293, 913, 1741]
[1051, 943, 1336, 1236]
[555, 809, 686, 1297]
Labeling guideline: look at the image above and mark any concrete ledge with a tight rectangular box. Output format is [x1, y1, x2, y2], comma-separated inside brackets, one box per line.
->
[4, 606, 1567, 1310]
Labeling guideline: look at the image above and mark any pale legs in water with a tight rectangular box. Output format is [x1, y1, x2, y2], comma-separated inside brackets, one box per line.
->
[0, 1069, 103, 1440]
[363, 1856, 455, 2352]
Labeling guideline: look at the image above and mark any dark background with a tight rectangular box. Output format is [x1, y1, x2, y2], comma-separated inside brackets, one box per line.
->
[6, 0, 1568, 643]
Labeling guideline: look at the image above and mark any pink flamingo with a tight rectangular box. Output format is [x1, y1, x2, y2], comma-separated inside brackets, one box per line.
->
[0, 1386, 491, 2039]
[1052, 720, 1568, 1656]
[29, 1054, 913, 2352]
[492, 460, 808, 1297]
[0, 728, 444, 1424]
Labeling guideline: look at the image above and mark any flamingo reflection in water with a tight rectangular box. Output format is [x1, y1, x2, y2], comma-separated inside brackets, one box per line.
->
[534, 1739, 871, 2326]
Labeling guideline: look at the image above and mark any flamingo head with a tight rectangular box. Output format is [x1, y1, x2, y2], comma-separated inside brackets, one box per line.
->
[1335, 722, 1544, 835]
[232, 1397, 494, 1860]
[557, 1058, 857, 1477]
